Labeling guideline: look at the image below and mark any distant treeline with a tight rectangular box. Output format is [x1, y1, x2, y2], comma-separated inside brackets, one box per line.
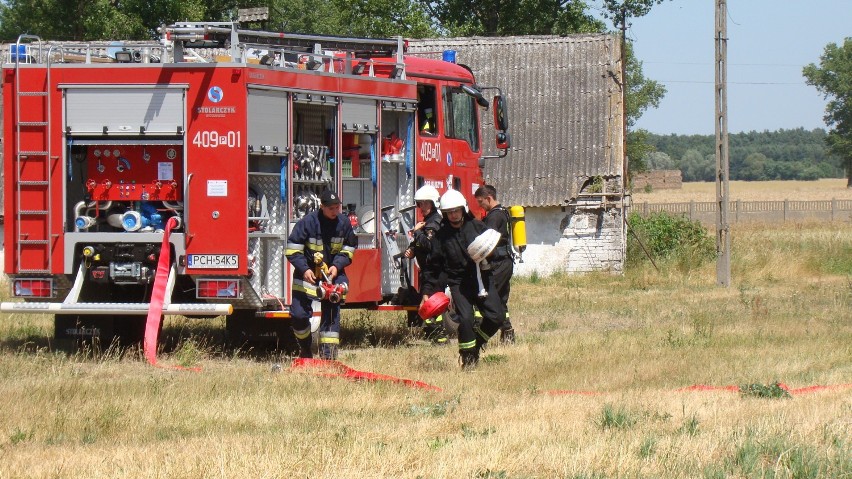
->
[643, 128, 843, 181]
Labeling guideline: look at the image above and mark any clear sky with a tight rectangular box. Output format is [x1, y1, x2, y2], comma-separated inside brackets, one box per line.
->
[596, 0, 852, 136]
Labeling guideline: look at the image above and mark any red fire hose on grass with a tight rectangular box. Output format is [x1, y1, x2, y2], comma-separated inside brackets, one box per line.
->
[291, 358, 442, 391]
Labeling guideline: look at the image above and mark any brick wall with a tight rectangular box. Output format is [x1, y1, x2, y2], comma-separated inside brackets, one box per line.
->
[631, 170, 682, 191]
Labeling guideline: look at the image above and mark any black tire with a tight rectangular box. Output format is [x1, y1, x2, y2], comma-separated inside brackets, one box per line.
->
[112, 315, 148, 347]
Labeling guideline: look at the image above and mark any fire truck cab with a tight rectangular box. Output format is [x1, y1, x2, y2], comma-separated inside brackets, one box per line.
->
[2, 23, 509, 345]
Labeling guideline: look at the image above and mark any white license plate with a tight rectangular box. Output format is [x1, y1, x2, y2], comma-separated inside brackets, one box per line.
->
[187, 254, 239, 269]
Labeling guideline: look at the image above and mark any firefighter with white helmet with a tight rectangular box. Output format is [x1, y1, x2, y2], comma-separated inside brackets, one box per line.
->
[423, 189, 507, 369]
[403, 185, 448, 344]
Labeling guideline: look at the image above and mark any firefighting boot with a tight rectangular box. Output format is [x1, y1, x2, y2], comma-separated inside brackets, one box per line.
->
[297, 336, 313, 358]
[319, 343, 339, 360]
[459, 349, 479, 370]
[406, 310, 421, 328]
[473, 308, 483, 328]
[424, 315, 449, 345]
[318, 332, 340, 360]
[500, 328, 516, 345]
[500, 311, 515, 344]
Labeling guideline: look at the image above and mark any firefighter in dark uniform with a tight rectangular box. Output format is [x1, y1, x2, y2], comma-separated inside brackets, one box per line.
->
[425, 189, 506, 369]
[285, 190, 357, 359]
[474, 184, 515, 344]
[403, 185, 448, 344]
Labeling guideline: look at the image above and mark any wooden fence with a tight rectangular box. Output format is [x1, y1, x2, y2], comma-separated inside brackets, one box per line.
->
[631, 199, 852, 224]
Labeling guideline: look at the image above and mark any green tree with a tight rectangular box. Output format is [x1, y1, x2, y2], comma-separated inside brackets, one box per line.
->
[0, 0, 433, 41]
[679, 149, 712, 182]
[624, 41, 666, 172]
[420, 0, 604, 37]
[599, 1, 668, 174]
[803, 38, 852, 187]
[645, 151, 675, 170]
[740, 152, 769, 181]
[600, 0, 669, 27]
[0, 0, 231, 41]
[263, 0, 435, 37]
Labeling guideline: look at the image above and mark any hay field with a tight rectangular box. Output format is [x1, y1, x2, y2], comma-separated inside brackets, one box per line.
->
[632, 178, 852, 203]
[0, 222, 850, 478]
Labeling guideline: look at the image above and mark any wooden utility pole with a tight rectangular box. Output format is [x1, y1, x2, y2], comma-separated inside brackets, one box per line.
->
[715, 0, 731, 287]
[620, 3, 629, 185]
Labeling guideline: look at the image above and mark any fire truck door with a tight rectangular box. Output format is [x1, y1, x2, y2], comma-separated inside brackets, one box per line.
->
[184, 81, 248, 275]
[339, 96, 383, 303]
[378, 106, 416, 297]
[442, 86, 481, 197]
[245, 88, 289, 298]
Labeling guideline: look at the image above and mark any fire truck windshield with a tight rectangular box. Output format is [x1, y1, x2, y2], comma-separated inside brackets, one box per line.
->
[444, 88, 479, 152]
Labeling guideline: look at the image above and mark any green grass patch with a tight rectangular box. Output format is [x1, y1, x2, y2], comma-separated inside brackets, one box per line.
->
[738, 382, 792, 399]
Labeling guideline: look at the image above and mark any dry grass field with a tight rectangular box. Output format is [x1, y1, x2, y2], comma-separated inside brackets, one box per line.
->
[0, 189, 850, 477]
[632, 178, 852, 203]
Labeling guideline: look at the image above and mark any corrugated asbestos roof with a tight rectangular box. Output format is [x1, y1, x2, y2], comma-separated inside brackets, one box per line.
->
[407, 35, 624, 207]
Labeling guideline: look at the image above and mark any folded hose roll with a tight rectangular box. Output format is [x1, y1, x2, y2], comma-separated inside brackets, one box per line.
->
[419, 292, 450, 320]
[467, 229, 501, 263]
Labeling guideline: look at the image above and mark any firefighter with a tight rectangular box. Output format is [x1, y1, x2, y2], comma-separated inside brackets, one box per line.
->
[474, 184, 516, 344]
[285, 190, 357, 359]
[425, 189, 506, 369]
[403, 185, 449, 344]
[420, 108, 435, 135]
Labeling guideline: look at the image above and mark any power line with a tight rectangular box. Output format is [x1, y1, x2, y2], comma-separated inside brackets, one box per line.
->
[642, 61, 807, 68]
[656, 80, 807, 85]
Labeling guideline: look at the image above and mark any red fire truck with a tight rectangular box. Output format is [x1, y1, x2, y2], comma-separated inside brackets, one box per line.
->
[1, 22, 509, 346]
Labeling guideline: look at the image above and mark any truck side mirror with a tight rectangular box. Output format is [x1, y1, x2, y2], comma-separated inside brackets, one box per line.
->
[493, 95, 508, 131]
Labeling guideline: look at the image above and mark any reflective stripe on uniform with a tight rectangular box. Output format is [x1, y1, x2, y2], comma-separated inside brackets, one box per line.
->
[319, 332, 340, 344]
[293, 327, 312, 340]
[285, 242, 305, 257]
[458, 339, 477, 351]
[474, 327, 489, 343]
[329, 236, 344, 254]
[306, 238, 323, 252]
[340, 245, 355, 260]
[293, 279, 319, 298]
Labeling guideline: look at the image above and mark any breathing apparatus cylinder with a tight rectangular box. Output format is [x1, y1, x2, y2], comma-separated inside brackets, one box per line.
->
[509, 205, 527, 262]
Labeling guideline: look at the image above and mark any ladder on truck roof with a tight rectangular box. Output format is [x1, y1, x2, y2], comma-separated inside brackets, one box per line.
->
[162, 22, 407, 78]
[12, 35, 54, 274]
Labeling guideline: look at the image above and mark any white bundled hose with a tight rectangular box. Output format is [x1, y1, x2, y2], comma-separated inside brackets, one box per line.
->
[467, 229, 501, 298]
[475, 262, 487, 298]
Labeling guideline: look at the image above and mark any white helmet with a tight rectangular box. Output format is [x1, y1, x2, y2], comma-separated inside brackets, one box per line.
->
[414, 185, 441, 207]
[439, 189, 468, 212]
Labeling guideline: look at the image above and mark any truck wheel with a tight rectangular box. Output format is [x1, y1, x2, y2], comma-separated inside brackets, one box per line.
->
[112, 315, 148, 347]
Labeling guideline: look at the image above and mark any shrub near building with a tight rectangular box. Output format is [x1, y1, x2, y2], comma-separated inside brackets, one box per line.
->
[626, 212, 715, 268]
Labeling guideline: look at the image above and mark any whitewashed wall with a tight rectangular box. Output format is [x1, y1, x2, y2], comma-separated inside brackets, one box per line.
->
[513, 205, 625, 277]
